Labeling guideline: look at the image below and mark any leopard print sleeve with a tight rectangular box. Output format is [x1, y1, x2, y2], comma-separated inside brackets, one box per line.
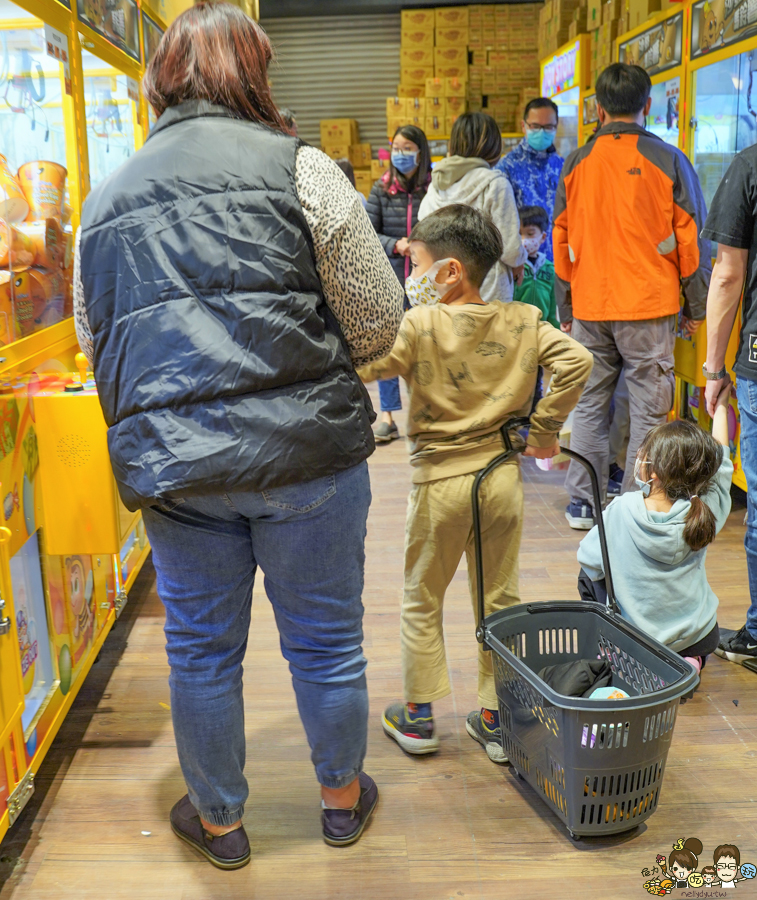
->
[295, 145, 404, 367]
[72, 227, 95, 367]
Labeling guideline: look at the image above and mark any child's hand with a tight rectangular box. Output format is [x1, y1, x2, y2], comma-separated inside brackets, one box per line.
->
[524, 438, 561, 459]
[715, 380, 733, 408]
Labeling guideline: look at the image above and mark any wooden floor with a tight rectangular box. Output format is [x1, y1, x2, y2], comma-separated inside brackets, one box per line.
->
[2, 383, 757, 899]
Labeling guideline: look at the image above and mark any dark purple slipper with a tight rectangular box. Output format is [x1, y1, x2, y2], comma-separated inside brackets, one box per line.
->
[322, 772, 379, 847]
[170, 795, 250, 869]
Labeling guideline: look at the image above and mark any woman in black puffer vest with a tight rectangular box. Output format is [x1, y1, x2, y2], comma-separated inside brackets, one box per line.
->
[366, 124, 431, 443]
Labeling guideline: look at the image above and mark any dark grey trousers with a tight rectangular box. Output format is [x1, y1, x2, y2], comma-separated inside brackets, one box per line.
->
[565, 316, 676, 505]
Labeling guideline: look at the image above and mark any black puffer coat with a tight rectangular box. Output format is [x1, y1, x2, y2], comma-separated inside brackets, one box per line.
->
[366, 171, 429, 286]
[80, 100, 376, 511]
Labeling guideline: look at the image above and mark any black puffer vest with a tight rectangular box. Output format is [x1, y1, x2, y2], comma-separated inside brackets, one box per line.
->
[80, 101, 375, 511]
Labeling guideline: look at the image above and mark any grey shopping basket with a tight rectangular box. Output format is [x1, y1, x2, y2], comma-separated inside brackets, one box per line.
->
[473, 418, 699, 838]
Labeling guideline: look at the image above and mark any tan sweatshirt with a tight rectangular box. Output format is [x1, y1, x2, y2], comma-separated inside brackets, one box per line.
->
[358, 301, 593, 483]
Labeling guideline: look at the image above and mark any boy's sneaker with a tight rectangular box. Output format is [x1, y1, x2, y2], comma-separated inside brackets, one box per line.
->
[466, 710, 508, 763]
[322, 772, 379, 847]
[714, 625, 757, 665]
[607, 463, 624, 497]
[375, 422, 400, 444]
[382, 702, 440, 755]
[565, 498, 594, 530]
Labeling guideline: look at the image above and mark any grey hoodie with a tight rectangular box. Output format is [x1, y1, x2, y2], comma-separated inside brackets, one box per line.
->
[577, 446, 733, 652]
[418, 156, 527, 303]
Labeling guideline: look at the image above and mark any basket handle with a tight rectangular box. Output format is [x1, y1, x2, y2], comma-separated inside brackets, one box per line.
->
[473, 419, 619, 646]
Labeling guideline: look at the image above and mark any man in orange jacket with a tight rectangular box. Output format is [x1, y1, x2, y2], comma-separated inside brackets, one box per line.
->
[553, 63, 711, 529]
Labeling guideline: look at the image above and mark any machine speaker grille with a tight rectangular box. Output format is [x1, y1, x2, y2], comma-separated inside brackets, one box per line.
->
[57, 434, 92, 468]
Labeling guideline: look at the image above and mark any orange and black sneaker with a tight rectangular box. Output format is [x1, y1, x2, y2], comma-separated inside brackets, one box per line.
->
[466, 709, 508, 764]
[382, 702, 440, 755]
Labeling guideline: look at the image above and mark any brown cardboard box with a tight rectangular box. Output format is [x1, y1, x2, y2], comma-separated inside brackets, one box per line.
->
[397, 83, 426, 98]
[406, 96, 427, 117]
[401, 8, 435, 29]
[446, 95, 467, 115]
[320, 118, 359, 145]
[446, 115, 460, 134]
[436, 26, 469, 47]
[425, 115, 446, 138]
[487, 50, 510, 65]
[371, 158, 389, 180]
[426, 96, 447, 117]
[436, 5, 469, 28]
[587, 0, 602, 29]
[401, 47, 435, 67]
[322, 143, 350, 160]
[426, 76, 445, 97]
[387, 117, 406, 138]
[628, 0, 661, 28]
[482, 66, 497, 93]
[468, 95, 483, 112]
[348, 143, 372, 168]
[436, 60, 468, 79]
[445, 76, 467, 97]
[401, 27, 435, 49]
[435, 46, 468, 67]
[402, 65, 435, 86]
[386, 97, 404, 118]
[354, 169, 373, 200]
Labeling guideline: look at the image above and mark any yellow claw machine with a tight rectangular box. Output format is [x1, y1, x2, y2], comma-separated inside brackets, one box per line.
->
[675, 0, 757, 491]
[617, 6, 688, 150]
[540, 35, 592, 157]
[0, 0, 162, 844]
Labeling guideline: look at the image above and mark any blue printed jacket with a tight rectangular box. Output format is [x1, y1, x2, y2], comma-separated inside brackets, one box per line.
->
[496, 138, 565, 261]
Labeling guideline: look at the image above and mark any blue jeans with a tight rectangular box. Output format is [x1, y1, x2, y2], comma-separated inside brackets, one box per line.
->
[378, 377, 402, 412]
[737, 378, 757, 639]
[141, 462, 371, 826]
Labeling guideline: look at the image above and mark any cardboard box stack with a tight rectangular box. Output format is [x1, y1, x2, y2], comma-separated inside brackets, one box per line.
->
[389, 6, 471, 141]
[320, 119, 374, 198]
[468, 3, 541, 132]
[538, 0, 584, 58]
[588, 0, 625, 86]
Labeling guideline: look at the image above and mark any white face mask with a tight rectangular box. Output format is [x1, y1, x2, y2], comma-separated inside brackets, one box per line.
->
[522, 234, 544, 257]
[405, 258, 457, 307]
[633, 456, 653, 497]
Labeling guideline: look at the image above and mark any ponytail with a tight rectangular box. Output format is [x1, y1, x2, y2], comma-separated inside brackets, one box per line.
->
[683, 495, 717, 551]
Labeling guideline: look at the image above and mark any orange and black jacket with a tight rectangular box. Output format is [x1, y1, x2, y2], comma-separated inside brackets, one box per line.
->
[552, 122, 711, 323]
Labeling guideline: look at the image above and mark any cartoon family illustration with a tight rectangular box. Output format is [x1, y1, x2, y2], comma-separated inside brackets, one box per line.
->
[642, 839, 756, 894]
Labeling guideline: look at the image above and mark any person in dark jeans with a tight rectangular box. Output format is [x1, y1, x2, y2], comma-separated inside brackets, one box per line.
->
[701, 139, 757, 669]
[74, 2, 403, 869]
[366, 124, 431, 442]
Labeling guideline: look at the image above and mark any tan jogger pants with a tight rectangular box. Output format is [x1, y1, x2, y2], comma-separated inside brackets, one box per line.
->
[401, 462, 523, 709]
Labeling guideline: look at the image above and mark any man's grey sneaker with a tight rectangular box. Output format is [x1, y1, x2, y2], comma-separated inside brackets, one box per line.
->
[382, 702, 440, 755]
[714, 625, 757, 665]
[375, 421, 400, 444]
[466, 710, 508, 763]
[565, 498, 594, 530]
[170, 795, 250, 870]
[322, 772, 379, 847]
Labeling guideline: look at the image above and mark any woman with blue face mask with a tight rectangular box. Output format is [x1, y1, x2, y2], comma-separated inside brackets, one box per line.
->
[366, 125, 431, 443]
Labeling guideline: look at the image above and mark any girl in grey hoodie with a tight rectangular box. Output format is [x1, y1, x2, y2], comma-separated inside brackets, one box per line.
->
[418, 113, 526, 303]
[577, 385, 733, 673]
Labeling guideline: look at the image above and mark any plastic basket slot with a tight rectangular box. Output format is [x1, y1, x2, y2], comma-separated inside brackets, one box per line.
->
[502, 733, 530, 774]
[536, 767, 567, 815]
[573, 628, 579, 653]
[499, 702, 512, 733]
[547, 750, 566, 790]
[497, 657, 560, 737]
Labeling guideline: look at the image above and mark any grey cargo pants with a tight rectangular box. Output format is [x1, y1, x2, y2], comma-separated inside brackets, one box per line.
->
[564, 316, 676, 505]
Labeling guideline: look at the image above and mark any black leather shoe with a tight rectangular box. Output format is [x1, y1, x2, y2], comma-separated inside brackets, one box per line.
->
[170, 795, 250, 869]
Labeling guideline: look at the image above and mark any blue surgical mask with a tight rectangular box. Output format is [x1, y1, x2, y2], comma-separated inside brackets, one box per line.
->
[633, 457, 653, 497]
[392, 150, 419, 174]
[526, 129, 554, 152]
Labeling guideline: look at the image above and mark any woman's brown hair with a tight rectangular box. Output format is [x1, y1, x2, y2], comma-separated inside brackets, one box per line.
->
[143, 1, 285, 130]
[637, 420, 723, 552]
[449, 112, 502, 167]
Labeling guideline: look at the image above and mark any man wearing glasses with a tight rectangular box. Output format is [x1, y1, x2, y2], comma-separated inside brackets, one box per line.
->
[496, 97, 563, 262]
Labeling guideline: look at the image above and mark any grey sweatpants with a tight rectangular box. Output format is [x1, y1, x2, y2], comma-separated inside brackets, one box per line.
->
[565, 316, 676, 505]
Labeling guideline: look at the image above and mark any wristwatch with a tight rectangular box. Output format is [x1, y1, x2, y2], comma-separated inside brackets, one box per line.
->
[702, 364, 727, 380]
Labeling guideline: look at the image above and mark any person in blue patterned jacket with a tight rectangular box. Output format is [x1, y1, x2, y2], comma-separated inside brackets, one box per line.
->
[495, 97, 564, 262]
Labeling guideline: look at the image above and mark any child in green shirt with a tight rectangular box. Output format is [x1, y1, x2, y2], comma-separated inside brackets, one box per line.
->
[514, 205, 559, 328]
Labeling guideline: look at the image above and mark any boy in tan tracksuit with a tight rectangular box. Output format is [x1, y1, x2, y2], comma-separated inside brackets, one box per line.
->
[358, 204, 593, 763]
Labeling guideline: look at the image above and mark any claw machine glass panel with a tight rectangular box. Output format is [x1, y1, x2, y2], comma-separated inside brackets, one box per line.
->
[0, 0, 75, 344]
[540, 37, 590, 158]
[618, 10, 686, 150]
[141, 12, 163, 132]
[82, 49, 137, 189]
